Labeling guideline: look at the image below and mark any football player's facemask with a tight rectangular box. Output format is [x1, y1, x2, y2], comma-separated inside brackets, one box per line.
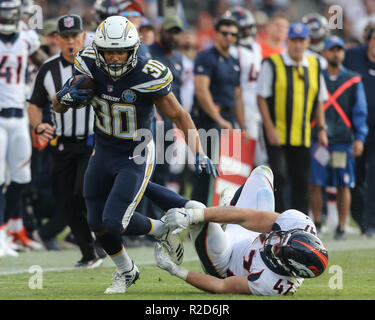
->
[301, 12, 330, 53]
[224, 6, 256, 47]
[93, 15, 140, 80]
[263, 229, 328, 278]
[0, 0, 21, 35]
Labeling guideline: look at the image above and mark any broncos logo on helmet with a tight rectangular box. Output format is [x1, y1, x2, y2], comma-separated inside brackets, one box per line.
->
[263, 228, 328, 278]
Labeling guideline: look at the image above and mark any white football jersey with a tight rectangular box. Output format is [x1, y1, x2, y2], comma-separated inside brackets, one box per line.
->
[226, 210, 317, 296]
[230, 43, 263, 123]
[0, 29, 40, 110]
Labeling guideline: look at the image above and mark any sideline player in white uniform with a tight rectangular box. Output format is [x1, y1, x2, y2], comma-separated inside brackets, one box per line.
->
[0, 0, 47, 256]
[155, 166, 329, 296]
[227, 7, 268, 166]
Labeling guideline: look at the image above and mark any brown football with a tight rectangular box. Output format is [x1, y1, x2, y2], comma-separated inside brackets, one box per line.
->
[70, 75, 96, 109]
[70, 74, 96, 91]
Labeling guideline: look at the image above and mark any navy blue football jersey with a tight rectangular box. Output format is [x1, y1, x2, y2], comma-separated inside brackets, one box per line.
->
[73, 46, 173, 152]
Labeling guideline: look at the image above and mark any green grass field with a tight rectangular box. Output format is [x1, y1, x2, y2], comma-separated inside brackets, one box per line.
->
[0, 232, 374, 300]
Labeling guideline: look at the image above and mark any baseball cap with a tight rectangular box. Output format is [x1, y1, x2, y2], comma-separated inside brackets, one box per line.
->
[122, 0, 143, 14]
[288, 22, 309, 39]
[160, 15, 183, 32]
[41, 19, 58, 36]
[324, 35, 345, 50]
[140, 17, 154, 30]
[57, 14, 83, 35]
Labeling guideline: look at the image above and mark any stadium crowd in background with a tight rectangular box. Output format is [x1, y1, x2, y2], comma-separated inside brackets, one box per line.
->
[1, 0, 375, 261]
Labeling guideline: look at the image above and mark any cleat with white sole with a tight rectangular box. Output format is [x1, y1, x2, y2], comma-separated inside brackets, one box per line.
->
[156, 226, 184, 265]
[0, 229, 19, 257]
[104, 262, 140, 294]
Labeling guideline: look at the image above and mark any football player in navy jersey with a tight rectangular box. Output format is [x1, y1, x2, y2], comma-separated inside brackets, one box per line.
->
[52, 16, 218, 294]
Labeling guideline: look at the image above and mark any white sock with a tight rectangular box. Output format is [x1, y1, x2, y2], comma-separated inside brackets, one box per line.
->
[110, 247, 133, 273]
[0, 227, 5, 247]
[147, 219, 168, 238]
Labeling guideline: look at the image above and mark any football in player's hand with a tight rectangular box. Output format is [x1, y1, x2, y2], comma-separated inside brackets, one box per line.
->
[70, 75, 96, 109]
[71, 74, 96, 90]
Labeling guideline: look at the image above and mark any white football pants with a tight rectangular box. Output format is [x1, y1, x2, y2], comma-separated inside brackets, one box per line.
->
[0, 116, 32, 185]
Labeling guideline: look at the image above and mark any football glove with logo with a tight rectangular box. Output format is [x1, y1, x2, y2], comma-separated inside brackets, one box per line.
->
[195, 152, 220, 178]
[165, 208, 205, 234]
[56, 77, 93, 107]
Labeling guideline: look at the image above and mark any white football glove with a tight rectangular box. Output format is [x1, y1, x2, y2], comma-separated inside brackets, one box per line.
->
[154, 243, 179, 275]
[165, 208, 196, 234]
[155, 243, 189, 280]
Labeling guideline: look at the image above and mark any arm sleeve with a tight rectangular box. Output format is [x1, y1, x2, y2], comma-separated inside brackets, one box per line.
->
[352, 81, 369, 142]
[27, 67, 49, 108]
[256, 60, 274, 98]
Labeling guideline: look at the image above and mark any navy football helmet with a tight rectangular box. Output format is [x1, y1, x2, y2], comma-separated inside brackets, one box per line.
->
[225, 6, 256, 47]
[263, 229, 328, 278]
[94, 0, 125, 22]
[301, 12, 330, 53]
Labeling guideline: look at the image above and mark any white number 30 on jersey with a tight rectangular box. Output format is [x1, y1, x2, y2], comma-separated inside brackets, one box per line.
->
[142, 60, 166, 78]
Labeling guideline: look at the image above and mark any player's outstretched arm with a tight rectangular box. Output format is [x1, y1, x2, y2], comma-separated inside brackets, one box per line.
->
[153, 92, 219, 178]
[154, 243, 251, 294]
[204, 206, 279, 233]
[153, 92, 203, 155]
[166, 206, 279, 234]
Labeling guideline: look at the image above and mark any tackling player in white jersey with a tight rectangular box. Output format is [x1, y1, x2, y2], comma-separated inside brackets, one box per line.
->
[227, 7, 268, 165]
[155, 165, 328, 296]
[0, 0, 47, 256]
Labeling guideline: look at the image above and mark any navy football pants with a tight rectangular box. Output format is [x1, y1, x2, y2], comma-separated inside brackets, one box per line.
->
[84, 141, 154, 235]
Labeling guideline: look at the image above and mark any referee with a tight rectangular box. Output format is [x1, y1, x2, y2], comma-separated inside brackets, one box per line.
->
[257, 22, 328, 215]
[28, 15, 102, 268]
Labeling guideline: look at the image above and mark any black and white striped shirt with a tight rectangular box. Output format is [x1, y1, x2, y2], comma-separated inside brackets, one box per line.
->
[28, 53, 94, 138]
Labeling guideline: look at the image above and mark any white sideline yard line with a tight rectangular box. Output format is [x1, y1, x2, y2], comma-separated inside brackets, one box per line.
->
[1, 237, 375, 276]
